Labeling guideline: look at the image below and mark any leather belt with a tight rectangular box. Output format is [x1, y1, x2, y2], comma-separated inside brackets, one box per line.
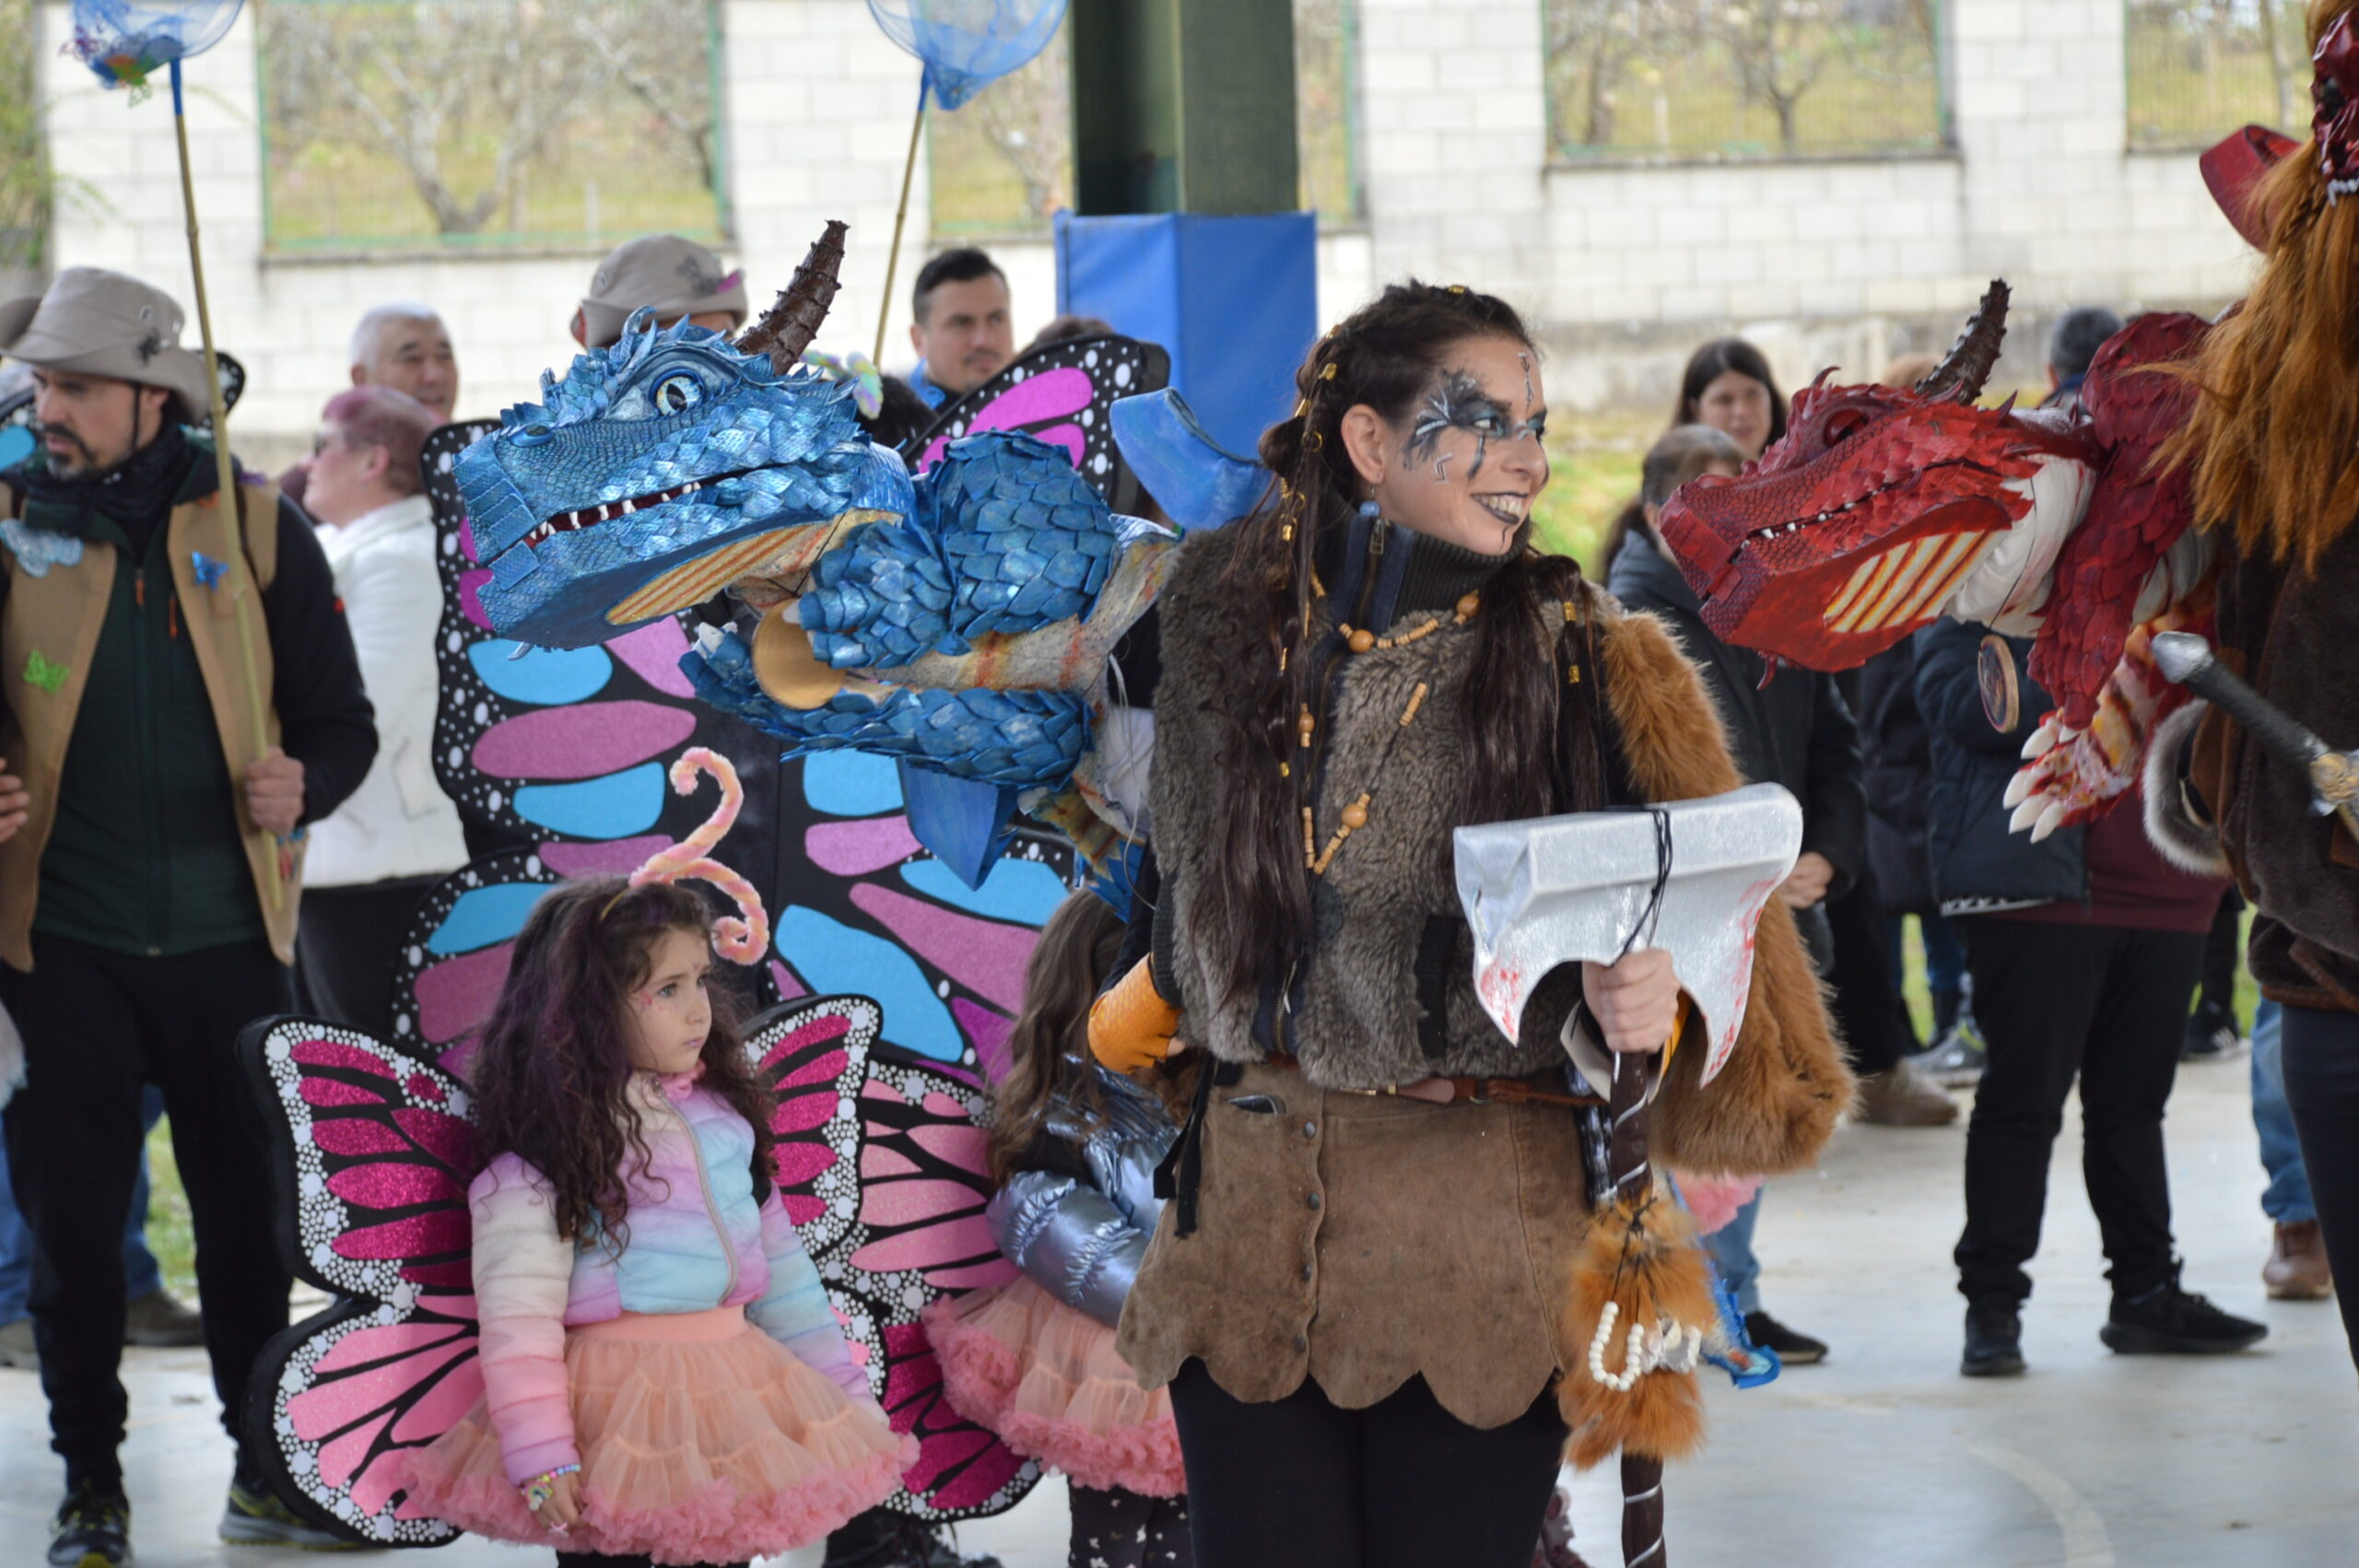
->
[1269, 1056, 1602, 1109]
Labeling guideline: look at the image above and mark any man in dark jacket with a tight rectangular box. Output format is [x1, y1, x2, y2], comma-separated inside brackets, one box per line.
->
[1918, 619, 2264, 1377]
[1611, 424, 1906, 1365]
[0, 268, 377, 1565]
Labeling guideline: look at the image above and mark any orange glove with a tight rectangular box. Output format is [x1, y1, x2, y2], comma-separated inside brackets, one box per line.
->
[1089, 955, 1181, 1073]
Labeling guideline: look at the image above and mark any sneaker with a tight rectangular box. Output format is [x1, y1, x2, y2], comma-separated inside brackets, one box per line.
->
[1742, 1310, 1826, 1365]
[1961, 1296, 2026, 1377]
[1854, 1059, 1959, 1127]
[0, 1315, 39, 1370]
[220, 1479, 359, 1550]
[1913, 1015, 1987, 1088]
[2100, 1282, 2270, 1354]
[49, 1486, 131, 1568]
[122, 1289, 203, 1349]
[2263, 1220, 2335, 1301]
[823, 1508, 1004, 1568]
[2181, 1006, 2246, 1062]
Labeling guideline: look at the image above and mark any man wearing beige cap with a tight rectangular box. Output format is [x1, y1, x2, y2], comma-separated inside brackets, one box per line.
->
[0, 266, 377, 1564]
[570, 233, 748, 347]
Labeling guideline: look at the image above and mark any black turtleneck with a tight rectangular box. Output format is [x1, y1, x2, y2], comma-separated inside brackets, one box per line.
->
[1310, 509, 1523, 631]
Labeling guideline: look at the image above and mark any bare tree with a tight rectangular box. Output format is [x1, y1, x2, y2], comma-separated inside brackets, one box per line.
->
[1546, 0, 1650, 146]
[1722, 0, 1844, 150]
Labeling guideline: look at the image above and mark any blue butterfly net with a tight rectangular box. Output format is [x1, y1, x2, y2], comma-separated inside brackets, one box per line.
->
[866, 0, 1069, 111]
[67, 0, 243, 93]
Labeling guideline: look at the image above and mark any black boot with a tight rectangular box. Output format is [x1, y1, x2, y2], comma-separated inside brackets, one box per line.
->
[822, 1507, 1004, 1568]
[1962, 1296, 2025, 1377]
[2100, 1281, 2269, 1354]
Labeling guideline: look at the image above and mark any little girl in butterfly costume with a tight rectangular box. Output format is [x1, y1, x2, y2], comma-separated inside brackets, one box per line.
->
[401, 849, 913, 1567]
[923, 892, 1192, 1568]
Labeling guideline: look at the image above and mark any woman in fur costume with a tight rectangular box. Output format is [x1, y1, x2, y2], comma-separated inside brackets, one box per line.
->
[2152, 0, 2359, 1366]
[1089, 282, 1850, 1566]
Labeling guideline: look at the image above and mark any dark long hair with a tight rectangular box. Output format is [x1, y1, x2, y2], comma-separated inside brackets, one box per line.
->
[1199, 281, 1607, 1011]
[467, 878, 776, 1246]
[985, 891, 1128, 1185]
[1672, 336, 1790, 451]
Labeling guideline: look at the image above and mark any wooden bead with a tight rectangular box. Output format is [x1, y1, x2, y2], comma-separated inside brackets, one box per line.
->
[1348, 627, 1375, 654]
[1457, 592, 1481, 620]
[1341, 801, 1369, 830]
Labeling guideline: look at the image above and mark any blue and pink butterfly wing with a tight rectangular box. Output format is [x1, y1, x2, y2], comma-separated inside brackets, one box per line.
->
[907, 334, 1169, 514]
[239, 1017, 485, 1547]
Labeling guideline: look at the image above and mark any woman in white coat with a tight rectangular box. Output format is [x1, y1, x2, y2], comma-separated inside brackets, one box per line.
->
[293, 386, 467, 1031]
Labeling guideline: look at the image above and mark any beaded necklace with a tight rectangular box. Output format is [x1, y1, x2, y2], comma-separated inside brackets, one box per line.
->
[1297, 589, 1482, 874]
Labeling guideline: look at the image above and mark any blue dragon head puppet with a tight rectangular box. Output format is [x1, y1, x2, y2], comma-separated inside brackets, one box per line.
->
[459, 223, 1198, 890]
[459, 223, 917, 650]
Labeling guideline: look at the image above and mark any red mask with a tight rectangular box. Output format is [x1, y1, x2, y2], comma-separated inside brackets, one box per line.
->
[2315, 13, 2359, 200]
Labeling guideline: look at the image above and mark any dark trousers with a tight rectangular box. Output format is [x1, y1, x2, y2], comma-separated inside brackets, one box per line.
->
[2279, 1004, 2359, 1367]
[557, 1554, 746, 1568]
[1825, 886, 1907, 1074]
[0, 933, 294, 1492]
[1954, 919, 2200, 1305]
[292, 873, 441, 1036]
[2195, 890, 2244, 1019]
[1167, 1362, 1566, 1568]
[1070, 1484, 1193, 1568]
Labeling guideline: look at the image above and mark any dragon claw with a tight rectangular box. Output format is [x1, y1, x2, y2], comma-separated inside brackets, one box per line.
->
[2002, 771, 2034, 810]
[2008, 795, 2046, 835]
[2022, 720, 2059, 761]
[2030, 801, 2069, 842]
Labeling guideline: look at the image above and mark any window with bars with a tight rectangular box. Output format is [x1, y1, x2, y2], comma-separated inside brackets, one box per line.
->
[1543, 0, 1946, 164]
[257, 0, 730, 254]
[925, 0, 1365, 236]
[2126, 1, 2309, 150]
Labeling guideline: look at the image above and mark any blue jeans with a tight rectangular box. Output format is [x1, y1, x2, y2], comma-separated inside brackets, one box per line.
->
[2251, 1001, 2316, 1225]
[1704, 1188, 1764, 1316]
[0, 1085, 164, 1323]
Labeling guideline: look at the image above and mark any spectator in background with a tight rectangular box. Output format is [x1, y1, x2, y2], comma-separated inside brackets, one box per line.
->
[1674, 337, 1789, 460]
[0, 266, 377, 1562]
[2251, 1000, 2334, 1299]
[278, 302, 460, 509]
[908, 247, 1015, 407]
[2039, 306, 2122, 414]
[2184, 892, 2248, 1061]
[1917, 619, 2265, 1377]
[1610, 423, 1871, 1365]
[572, 234, 748, 348]
[1027, 312, 1114, 350]
[293, 387, 468, 1036]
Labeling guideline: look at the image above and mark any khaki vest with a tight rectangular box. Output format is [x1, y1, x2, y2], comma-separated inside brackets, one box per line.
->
[1, 477, 303, 969]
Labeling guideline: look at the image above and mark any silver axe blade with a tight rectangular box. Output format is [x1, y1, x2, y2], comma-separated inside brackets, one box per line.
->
[1453, 784, 1803, 1085]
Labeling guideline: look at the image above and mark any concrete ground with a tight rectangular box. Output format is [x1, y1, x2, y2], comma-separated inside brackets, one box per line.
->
[2, 1057, 2352, 1567]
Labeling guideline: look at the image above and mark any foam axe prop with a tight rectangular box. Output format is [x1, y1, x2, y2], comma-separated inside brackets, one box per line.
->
[1454, 783, 1802, 1568]
[2153, 631, 2359, 841]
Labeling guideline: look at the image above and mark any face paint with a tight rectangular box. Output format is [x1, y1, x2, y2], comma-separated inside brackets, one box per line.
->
[1407, 371, 1547, 487]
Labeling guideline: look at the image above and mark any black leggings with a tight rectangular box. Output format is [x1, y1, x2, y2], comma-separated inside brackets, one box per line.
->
[2280, 1004, 2359, 1368]
[1071, 1484, 1193, 1567]
[1167, 1361, 1567, 1568]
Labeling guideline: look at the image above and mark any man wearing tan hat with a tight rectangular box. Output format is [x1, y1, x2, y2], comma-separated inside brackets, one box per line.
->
[570, 233, 748, 347]
[0, 266, 377, 1565]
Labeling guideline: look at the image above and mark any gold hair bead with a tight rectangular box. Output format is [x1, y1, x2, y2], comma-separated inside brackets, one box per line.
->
[1320, 364, 1338, 381]
[1306, 431, 1324, 451]
[1567, 662, 1582, 685]
[1293, 398, 1308, 419]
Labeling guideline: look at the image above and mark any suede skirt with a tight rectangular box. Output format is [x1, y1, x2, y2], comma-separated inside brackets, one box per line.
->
[1114, 1059, 1595, 1431]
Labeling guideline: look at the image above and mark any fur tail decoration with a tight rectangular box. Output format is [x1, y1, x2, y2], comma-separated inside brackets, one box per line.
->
[628, 746, 772, 965]
[1560, 1176, 1719, 1472]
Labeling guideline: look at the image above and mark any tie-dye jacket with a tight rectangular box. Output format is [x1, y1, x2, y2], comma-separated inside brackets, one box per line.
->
[467, 1067, 867, 1485]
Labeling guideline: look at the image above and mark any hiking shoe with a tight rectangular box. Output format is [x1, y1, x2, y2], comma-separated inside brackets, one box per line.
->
[123, 1288, 203, 1348]
[49, 1486, 130, 1567]
[2264, 1221, 2335, 1301]
[220, 1479, 358, 1550]
[0, 1314, 39, 1370]
[1914, 1016, 1987, 1088]
[1962, 1297, 2026, 1377]
[1854, 1059, 1959, 1127]
[1742, 1310, 1826, 1365]
[2100, 1283, 2269, 1355]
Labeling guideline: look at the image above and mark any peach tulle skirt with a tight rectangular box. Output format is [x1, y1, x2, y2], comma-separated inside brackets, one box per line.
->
[923, 1275, 1185, 1498]
[400, 1307, 914, 1566]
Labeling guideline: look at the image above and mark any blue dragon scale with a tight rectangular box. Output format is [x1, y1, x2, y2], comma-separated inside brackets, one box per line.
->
[455, 223, 1188, 883]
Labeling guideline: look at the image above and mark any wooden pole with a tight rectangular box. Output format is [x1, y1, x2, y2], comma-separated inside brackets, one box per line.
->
[171, 61, 282, 911]
[872, 76, 929, 367]
[1609, 1048, 1667, 1568]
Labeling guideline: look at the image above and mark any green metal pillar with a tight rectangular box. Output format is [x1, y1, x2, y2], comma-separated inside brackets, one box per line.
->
[1069, 0, 1299, 216]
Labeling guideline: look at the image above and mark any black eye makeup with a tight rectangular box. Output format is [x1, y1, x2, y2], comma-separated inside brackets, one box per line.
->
[1407, 369, 1546, 483]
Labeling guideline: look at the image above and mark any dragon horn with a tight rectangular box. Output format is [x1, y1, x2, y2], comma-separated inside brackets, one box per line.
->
[737, 220, 849, 369]
[1914, 279, 2011, 404]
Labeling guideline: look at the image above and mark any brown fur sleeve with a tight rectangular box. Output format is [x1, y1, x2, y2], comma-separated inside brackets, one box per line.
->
[1590, 603, 1855, 1176]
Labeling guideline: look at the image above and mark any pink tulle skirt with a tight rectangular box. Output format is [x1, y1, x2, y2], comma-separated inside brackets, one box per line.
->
[400, 1306, 914, 1565]
[923, 1275, 1184, 1498]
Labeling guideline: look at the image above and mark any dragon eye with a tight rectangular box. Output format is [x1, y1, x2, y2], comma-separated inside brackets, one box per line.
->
[1824, 409, 1870, 445]
[653, 374, 703, 415]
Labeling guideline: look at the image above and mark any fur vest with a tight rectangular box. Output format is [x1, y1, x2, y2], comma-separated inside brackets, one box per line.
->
[1148, 522, 1848, 1178]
